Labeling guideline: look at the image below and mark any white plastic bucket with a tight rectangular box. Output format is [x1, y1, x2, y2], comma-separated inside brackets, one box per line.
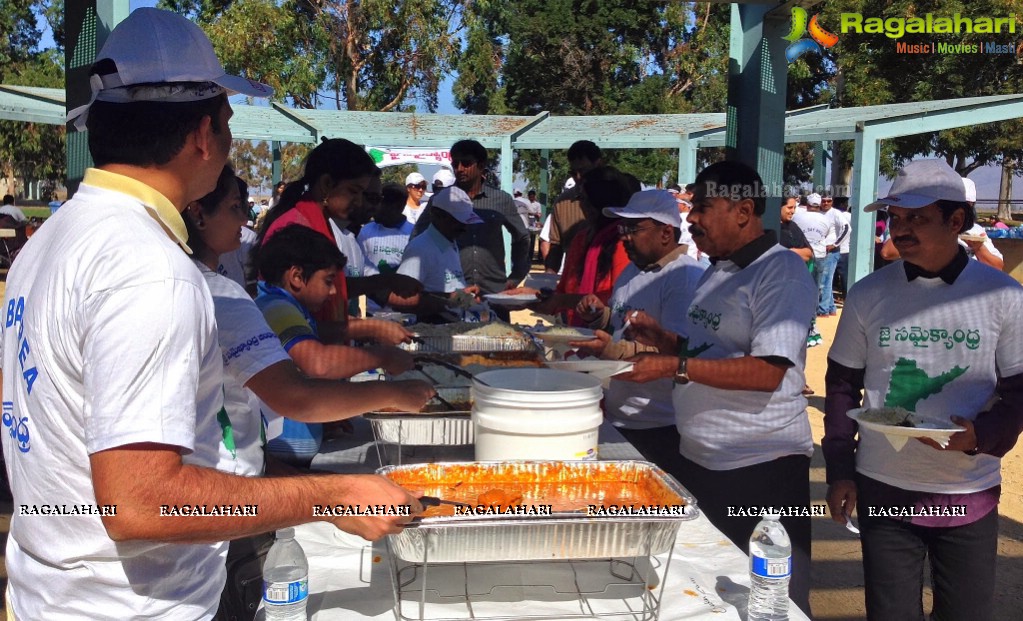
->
[472, 368, 603, 461]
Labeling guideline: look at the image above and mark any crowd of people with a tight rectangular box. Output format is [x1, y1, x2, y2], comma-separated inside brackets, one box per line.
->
[1, 8, 1020, 621]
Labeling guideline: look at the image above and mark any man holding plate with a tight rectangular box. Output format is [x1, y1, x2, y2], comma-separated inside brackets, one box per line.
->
[823, 159, 1023, 620]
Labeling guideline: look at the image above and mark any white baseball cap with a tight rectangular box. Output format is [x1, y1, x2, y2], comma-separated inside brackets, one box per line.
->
[865, 159, 968, 212]
[806, 193, 822, 207]
[962, 177, 977, 203]
[405, 172, 427, 186]
[67, 8, 272, 131]
[432, 169, 456, 188]
[564, 177, 577, 190]
[603, 190, 682, 229]
[432, 187, 483, 224]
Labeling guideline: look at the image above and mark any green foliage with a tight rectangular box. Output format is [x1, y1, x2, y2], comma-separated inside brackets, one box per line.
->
[820, 0, 1023, 175]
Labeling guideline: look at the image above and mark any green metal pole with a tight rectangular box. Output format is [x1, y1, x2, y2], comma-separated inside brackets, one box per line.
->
[813, 141, 827, 192]
[726, 4, 789, 231]
[65, 0, 129, 197]
[678, 138, 698, 186]
[849, 128, 881, 285]
[271, 141, 282, 184]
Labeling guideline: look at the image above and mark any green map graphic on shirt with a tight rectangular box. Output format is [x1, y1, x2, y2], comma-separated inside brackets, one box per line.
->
[883, 358, 969, 411]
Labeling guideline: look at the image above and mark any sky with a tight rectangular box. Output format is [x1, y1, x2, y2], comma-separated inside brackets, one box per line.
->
[33, 1, 1023, 201]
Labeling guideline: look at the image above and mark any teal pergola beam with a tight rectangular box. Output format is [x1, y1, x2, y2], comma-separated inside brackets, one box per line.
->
[812, 142, 828, 191]
[501, 112, 549, 194]
[677, 138, 699, 186]
[271, 141, 282, 185]
[726, 3, 790, 230]
[271, 102, 321, 143]
[849, 128, 881, 286]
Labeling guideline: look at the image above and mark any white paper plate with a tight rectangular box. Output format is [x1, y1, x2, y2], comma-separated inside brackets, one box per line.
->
[545, 360, 634, 379]
[483, 293, 538, 308]
[846, 407, 965, 450]
[527, 327, 597, 343]
[959, 234, 986, 242]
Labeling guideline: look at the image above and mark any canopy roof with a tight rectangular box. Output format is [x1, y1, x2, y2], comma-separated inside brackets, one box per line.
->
[4, 85, 1021, 153]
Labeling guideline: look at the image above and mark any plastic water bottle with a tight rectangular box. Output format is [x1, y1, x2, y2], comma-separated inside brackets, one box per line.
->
[747, 512, 791, 620]
[263, 528, 309, 621]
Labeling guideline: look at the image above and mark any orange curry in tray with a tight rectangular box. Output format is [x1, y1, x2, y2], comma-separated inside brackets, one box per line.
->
[386, 463, 686, 518]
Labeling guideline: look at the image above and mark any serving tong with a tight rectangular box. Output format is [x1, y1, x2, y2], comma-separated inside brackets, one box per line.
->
[413, 354, 493, 387]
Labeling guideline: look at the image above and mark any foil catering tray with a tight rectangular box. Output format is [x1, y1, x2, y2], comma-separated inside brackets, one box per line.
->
[365, 387, 472, 446]
[379, 460, 698, 563]
[400, 325, 537, 353]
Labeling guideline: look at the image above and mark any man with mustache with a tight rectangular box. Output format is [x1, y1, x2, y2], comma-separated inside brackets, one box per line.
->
[571, 190, 705, 469]
[823, 159, 1023, 620]
[616, 161, 817, 615]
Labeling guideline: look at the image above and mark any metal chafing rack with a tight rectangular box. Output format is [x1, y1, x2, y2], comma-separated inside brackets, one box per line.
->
[379, 460, 698, 621]
[379, 460, 698, 563]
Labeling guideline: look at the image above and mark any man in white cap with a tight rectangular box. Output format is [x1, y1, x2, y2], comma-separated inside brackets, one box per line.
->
[396, 186, 483, 319]
[4, 9, 420, 620]
[824, 158, 1023, 620]
[403, 171, 428, 224]
[432, 168, 456, 193]
[958, 177, 1003, 269]
[617, 162, 817, 615]
[572, 190, 705, 469]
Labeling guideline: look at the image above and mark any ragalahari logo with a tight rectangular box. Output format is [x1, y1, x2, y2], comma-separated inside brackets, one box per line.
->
[784, 7, 839, 62]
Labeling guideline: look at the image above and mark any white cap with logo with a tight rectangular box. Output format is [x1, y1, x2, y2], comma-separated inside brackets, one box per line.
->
[66, 8, 273, 131]
[432, 187, 483, 224]
[962, 177, 977, 203]
[865, 159, 968, 212]
[603, 190, 682, 229]
[432, 169, 456, 188]
[806, 193, 822, 207]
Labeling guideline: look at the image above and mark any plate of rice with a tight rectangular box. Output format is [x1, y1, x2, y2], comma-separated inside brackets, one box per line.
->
[526, 326, 597, 344]
[846, 406, 965, 450]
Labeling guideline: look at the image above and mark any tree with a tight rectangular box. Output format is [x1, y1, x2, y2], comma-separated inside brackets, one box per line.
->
[819, 0, 1023, 178]
[165, 0, 461, 112]
[0, 2, 65, 199]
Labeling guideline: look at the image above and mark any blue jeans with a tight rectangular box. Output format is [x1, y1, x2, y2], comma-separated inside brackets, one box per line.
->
[815, 250, 839, 314]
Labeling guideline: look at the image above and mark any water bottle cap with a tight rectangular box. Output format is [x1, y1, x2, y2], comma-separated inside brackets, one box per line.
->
[276, 527, 295, 539]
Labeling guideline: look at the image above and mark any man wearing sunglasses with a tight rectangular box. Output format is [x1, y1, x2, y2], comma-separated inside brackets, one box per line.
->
[412, 140, 531, 314]
[572, 190, 705, 470]
[404, 172, 429, 225]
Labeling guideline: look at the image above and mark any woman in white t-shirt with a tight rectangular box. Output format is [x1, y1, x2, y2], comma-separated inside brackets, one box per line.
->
[182, 166, 433, 619]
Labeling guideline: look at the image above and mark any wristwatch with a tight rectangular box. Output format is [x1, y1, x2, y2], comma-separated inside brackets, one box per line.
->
[673, 356, 690, 385]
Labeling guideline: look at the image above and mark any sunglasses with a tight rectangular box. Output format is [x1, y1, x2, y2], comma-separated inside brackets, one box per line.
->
[408, 182, 428, 190]
[451, 158, 477, 169]
[616, 222, 661, 236]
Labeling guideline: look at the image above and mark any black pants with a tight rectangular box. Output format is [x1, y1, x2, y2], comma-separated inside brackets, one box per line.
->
[214, 532, 275, 621]
[616, 425, 682, 473]
[857, 489, 998, 621]
[662, 452, 812, 617]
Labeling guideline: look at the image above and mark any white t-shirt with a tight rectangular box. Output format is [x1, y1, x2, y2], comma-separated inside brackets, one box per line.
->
[838, 210, 852, 254]
[539, 214, 553, 242]
[329, 220, 378, 279]
[218, 225, 258, 290]
[820, 207, 847, 247]
[677, 224, 702, 261]
[0, 170, 226, 619]
[792, 210, 829, 259]
[829, 259, 1023, 493]
[673, 242, 817, 470]
[358, 220, 414, 272]
[199, 263, 291, 477]
[397, 224, 466, 293]
[604, 249, 705, 429]
[403, 202, 426, 226]
[0, 204, 27, 222]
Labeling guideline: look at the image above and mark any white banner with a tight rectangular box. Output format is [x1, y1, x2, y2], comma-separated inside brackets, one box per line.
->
[366, 147, 452, 168]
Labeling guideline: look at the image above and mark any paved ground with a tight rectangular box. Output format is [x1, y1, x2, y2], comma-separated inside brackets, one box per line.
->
[0, 291, 1021, 618]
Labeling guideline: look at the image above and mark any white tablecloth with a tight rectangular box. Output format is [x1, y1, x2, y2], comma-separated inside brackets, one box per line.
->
[272, 419, 810, 621]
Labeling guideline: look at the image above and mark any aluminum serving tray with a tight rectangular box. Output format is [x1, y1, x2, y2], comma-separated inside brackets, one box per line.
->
[379, 460, 698, 563]
[365, 387, 473, 446]
[400, 331, 538, 353]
